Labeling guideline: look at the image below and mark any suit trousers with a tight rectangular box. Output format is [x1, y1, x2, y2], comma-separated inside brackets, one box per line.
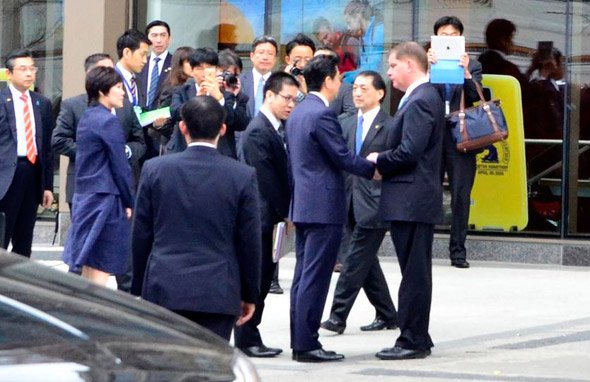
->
[291, 223, 342, 351]
[234, 231, 276, 348]
[0, 159, 40, 257]
[115, 257, 133, 293]
[442, 130, 476, 260]
[172, 309, 236, 341]
[329, 225, 397, 324]
[389, 221, 434, 350]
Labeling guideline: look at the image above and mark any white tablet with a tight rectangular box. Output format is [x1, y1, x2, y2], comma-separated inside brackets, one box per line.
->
[431, 35, 465, 60]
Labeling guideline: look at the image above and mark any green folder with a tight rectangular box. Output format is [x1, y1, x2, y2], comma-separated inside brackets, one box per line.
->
[138, 107, 171, 127]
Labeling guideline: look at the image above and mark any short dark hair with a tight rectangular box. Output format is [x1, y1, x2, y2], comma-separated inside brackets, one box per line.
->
[485, 18, 516, 50]
[433, 16, 464, 35]
[263, 72, 300, 100]
[116, 29, 151, 59]
[315, 46, 338, 57]
[85, 66, 122, 105]
[356, 70, 386, 102]
[188, 48, 218, 68]
[303, 54, 339, 92]
[390, 42, 428, 73]
[84, 53, 113, 72]
[286, 33, 316, 56]
[145, 20, 171, 36]
[218, 49, 243, 72]
[251, 35, 278, 54]
[180, 96, 227, 140]
[5, 48, 33, 71]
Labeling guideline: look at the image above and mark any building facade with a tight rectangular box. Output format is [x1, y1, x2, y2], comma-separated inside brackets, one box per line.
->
[2, 0, 590, 263]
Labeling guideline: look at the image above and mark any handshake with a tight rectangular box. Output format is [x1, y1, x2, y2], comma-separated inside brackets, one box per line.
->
[366, 152, 381, 180]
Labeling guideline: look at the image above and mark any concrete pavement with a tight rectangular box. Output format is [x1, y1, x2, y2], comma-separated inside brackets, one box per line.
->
[250, 256, 590, 382]
[32, 248, 590, 381]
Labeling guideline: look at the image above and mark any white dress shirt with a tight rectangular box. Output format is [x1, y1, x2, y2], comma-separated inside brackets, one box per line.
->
[146, 51, 168, 96]
[9, 84, 37, 157]
[357, 105, 380, 141]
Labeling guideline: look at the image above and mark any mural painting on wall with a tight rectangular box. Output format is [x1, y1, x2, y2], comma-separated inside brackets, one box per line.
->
[282, 0, 385, 83]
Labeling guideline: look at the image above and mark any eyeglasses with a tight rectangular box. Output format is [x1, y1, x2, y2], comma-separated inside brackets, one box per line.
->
[13, 66, 38, 73]
[277, 93, 297, 104]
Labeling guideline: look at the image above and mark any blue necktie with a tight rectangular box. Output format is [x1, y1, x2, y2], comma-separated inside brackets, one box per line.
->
[398, 94, 408, 109]
[355, 115, 364, 155]
[147, 57, 161, 108]
[255, 76, 264, 115]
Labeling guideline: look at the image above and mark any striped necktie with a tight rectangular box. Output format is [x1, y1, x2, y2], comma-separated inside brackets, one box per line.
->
[147, 56, 161, 107]
[20, 93, 37, 164]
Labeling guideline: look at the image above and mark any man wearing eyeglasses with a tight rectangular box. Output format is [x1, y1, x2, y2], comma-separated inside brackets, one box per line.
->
[0, 49, 54, 258]
[235, 71, 299, 358]
[241, 36, 278, 119]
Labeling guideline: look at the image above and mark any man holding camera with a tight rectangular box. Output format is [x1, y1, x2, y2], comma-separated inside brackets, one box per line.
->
[166, 48, 249, 156]
[284, 33, 315, 96]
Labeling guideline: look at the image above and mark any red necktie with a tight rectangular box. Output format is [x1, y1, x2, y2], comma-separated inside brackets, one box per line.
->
[20, 93, 37, 164]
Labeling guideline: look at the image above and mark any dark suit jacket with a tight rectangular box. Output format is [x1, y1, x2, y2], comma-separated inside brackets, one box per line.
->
[330, 82, 356, 119]
[478, 49, 528, 91]
[376, 82, 445, 225]
[74, 105, 133, 207]
[52, 94, 146, 202]
[433, 59, 483, 112]
[241, 112, 290, 233]
[287, 93, 374, 225]
[167, 80, 249, 157]
[131, 146, 262, 316]
[0, 87, 54, 202]
[240, 69, 256, 118]
[341, 109, 393, 229]
[138, 52, 173, 110]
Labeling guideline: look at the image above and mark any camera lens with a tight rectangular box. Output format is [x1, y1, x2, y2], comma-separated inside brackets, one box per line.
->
[223, 71, 238, 88]
[290, 66, 302, 76]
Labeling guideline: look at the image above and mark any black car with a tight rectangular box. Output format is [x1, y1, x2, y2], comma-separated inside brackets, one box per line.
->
[0, 250, 259, 381]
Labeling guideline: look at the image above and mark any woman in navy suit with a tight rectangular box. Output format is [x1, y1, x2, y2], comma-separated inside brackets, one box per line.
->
[62, 66, 134, 286]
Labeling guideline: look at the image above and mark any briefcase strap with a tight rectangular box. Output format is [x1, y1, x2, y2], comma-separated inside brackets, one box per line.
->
[458, 82, 502, 143]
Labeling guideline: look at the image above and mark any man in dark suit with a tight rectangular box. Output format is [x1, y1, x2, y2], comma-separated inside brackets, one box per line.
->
[131, 96, 261, 341]
[138, 20, 173, 159]
[235, 72, 298, 358]
[287, 54, 375, 363]
[321, 70, 397, 335]
[427, 16, 483, 269]
[367, 42, 445, 360]
[113, 30, 152, 292]
[138, 20, 173, 110]
[52, 53, 146, 209]
[0, 49, 54, 257]
[479, 18, 528, 91]
[166, 48, 249, 158]
[240, 36, 278, 119]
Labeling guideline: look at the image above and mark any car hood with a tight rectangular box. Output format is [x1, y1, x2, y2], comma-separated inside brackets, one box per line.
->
[0, 252, 236, 381]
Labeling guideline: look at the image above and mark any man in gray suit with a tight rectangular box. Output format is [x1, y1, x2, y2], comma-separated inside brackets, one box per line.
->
[321, 71, 397, 335]
[52, 53, 146, 210]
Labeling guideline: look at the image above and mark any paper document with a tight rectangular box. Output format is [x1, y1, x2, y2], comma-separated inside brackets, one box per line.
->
[138, 107, 171, 127]
[272, 222, 288, 263]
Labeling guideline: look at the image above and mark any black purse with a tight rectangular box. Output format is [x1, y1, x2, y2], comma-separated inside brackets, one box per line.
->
[448, 82, 508, 153]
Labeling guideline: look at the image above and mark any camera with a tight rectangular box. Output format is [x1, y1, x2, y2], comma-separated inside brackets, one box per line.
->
[222, 71, 239, 88]
[290, 66, 303, 76]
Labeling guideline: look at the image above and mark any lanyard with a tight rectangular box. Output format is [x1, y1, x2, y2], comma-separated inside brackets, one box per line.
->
[115, 67, 137, 106]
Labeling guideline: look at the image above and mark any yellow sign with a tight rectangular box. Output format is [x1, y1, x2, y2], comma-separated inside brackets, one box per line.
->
[469, 74, 528, 231]
[0, 68, 8, 82]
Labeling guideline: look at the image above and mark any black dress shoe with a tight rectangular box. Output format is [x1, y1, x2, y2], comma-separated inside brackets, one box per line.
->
[451, 258, 470, 268]
[292, 348, 345, 363]
[375, 346, 431, 360]
[240, 345, 283, 358]
[360, 318, 398, 331]
[269, 280, 284, 294]
[321, 318, 346, 334]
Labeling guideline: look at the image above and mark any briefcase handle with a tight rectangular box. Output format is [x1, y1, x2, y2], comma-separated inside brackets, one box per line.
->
[458, 82, 503, 143]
